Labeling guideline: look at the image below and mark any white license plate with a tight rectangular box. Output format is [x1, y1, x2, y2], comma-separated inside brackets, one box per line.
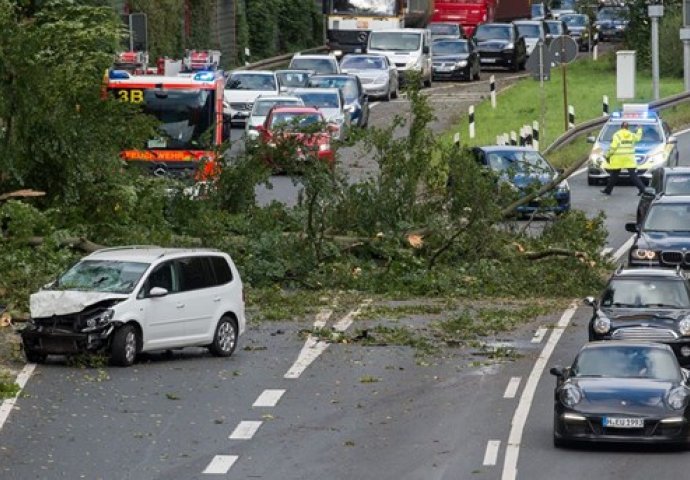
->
[603, 417, 644, 428]
[481, 58, 497, 63]
[436, 67, 453, 72]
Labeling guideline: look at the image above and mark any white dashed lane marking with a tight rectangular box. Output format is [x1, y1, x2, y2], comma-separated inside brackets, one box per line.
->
[203, 455, 238, 474]
[483, 440, 501, 466]
[531, 327, 547, 344]
[229, 421, 263, 440]
[253, 389, 286, 408]
[503, 377, 522, 399]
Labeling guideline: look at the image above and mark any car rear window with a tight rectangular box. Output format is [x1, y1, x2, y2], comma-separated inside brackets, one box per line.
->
[176, 257, 215, 291]
[211, 256, 233, 285]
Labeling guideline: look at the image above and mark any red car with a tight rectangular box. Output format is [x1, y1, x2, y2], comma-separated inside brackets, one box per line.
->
[255, 106, 335, 167]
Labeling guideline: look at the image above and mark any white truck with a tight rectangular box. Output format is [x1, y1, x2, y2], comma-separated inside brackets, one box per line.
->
[367, 28, 433, 87]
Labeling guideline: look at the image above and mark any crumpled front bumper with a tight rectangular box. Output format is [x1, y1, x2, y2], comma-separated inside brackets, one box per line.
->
[21, 324, 114, 355]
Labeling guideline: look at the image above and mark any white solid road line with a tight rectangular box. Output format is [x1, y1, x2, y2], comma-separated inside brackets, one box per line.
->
[530, 327, 547, 344]
[600, 247, 613, 257]
[503, 377, 522, 399]
[483, 440, 501, 466]
[0, 363, 36, 431]
[313, 308, 333, 329]
[332, 298, 372, 332]
[283, 336, 330, 379]
[203, 455, 238, 474]
[612, 235, 635, 263]
[570, 166, 587, 177]
[501, 303, 578, 480]
[229, 420, 263, 440]
[253, 389, 286, 408]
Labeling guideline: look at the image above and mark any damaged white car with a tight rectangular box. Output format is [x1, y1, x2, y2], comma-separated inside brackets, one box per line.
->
[21, 246, 245, 366]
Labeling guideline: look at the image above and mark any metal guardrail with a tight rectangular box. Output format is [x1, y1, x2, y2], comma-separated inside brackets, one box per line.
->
[543, 90, 690, 155]
[242, 45, 329, 71]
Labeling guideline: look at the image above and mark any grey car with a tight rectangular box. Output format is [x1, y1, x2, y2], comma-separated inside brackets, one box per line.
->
[339, 54, 399, 101]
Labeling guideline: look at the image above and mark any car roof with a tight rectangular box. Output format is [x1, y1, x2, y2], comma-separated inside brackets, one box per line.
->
[478, 23, 512, 27]
[270, 106, 321, 114]
[611, 267, 685, 279]
[477, 146, 539, 153]
[291, 87, 341, 95]
[291, 54, 337, 60]
[310, 74, 356, 79]
[649, 194, 690, 205]
[582, 341, 674, 352]
[255, 95, 302, 101]
[663, 166, 690, 175]
[514, 20, 543, 24]
[86, 246, 225, 263]
[230, 70, 275, 76]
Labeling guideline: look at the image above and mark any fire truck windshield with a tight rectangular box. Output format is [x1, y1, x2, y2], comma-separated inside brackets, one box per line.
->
[141, 89, 214, 150]
[330, 0, 397, 16]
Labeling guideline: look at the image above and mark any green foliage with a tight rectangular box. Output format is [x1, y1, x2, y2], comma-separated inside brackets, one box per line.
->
[129, 0, 184, 59]
[0, 370, 20, 400]
[187, 0, 213, 49]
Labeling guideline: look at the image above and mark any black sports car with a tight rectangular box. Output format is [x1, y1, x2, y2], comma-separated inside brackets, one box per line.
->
[551, 342, 690, 447]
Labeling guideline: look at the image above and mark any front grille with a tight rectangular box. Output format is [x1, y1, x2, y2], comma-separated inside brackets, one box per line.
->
[359, 77, 374, 84]
[230, 102, 252, 111]
[327, 29, 369, 44]
[661, 251, 684, 265]
[395, 63, 407, 68]
[612, 327, 679, 341]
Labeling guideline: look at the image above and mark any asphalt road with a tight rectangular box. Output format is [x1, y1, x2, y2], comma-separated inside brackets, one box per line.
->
[3, 46, 687, 480]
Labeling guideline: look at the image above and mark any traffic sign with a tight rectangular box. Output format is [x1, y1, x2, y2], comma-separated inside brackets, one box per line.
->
[549, 36, 578, 65]
[526, 41, 552, 81]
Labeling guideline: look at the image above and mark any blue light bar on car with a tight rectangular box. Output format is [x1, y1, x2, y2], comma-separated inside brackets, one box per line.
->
[109, 69, 131, 80]
[193, 71, 216, 81]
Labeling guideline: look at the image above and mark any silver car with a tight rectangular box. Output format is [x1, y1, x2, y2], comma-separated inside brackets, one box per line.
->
[513, 20, 547, 57]
[245, 95, 304, 140]
[339, 54, 399, 101]
[290, 87, 351, 140]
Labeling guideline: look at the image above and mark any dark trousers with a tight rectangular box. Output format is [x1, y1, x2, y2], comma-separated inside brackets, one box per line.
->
[603, 168, 646, 194]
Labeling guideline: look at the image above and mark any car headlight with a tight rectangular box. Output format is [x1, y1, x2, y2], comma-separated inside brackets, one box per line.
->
[679, 318, 690, 336]
[643, 150, 666, 166]
[405, 59, 421, 70]
[593, 315, 611, 334]
[559, 384, 582, 407]
[667, 387, 689, 410]
[556, 179, 570, 192]
[589, 153, 606, 167]
[373, 75, 388, 84]
[631, 249, 657, 260]
[505, 42, 514, 50]
[82, 308, 114, 332]
[334, 116, 345, 125]
[455, 60, 468, 68]
[318, 143, 330, 152]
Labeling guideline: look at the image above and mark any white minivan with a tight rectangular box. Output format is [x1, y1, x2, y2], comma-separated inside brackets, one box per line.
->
[367, 28, 433, 88]
[21, 247, 245, 366]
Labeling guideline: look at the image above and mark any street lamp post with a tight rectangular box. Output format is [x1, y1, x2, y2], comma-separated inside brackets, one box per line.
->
[649, 3, 664, 100]
[682, 0, 690, 91]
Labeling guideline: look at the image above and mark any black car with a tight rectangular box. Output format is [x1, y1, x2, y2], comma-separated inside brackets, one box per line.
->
[551, 342, 690, 447]
[637, 167, 690, 224]
[432, 39, 481, 81]
[561, 13, 596, 51]
[595, 6, 629, 42]
[531, 2, 551, 20]
[429, 22, 465, 41]
[626, 195, 690, 268]
[473, 23, 527, 72]
[585, 267, 690, 363]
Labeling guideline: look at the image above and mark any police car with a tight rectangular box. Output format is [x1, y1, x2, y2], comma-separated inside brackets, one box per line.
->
[586, 104, 679, 186]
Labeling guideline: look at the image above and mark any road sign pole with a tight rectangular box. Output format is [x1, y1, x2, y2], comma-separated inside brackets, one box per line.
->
[539, 42, 546, 145]
[562, 42, 568, 132]
[649, 4, 664, 100]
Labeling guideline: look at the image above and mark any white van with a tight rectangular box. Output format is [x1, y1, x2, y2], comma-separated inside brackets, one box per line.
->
[367, 28, 433, 88]
[21, 247, 245, 366]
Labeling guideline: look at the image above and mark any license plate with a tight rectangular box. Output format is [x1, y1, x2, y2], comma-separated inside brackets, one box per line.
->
[603, 417, 644, 428]
[436, 67, 453, 72]
[481, 58, 496, 63]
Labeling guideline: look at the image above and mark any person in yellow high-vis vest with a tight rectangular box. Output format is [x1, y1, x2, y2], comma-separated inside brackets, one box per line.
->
[601, 121, 645, 195]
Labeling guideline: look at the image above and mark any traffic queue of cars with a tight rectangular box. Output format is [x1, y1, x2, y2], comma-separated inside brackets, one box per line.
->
[550, 104, 690, 448]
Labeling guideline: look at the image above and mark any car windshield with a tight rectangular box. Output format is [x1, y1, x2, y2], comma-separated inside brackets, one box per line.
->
[226, 73, 276, 91]
[601, 278, 690, 309]
[430, 23, 460, 36]
[562, 15, 587, 27]
[253, 99, 302, 116]
[330, 0, 395, 16]
[516, 24, 542, 38]
[276, 71, 311, 87]
[643, 203, 690, 232]
[531, 4, 544, 16]
[294, 92, 340, 109]
[572, 346, 680, 381]
[55, 260, 149, 294]
[551, 0, 576, 10]
[664, 176, 690, 195]
[485, 150, 553, 174]
[341, 56, 386, 70]
[474, 25, 512, 41]
[546, 22, 564, 35]
[289, 58, 337, 74]
[270, 112, 323, 131]
[599, 123, 663, 143]
[308, 77, 358, 101]
[598, 7, 628, 20]
[369, 32, 422, 51]
[433, 41, 469, 55]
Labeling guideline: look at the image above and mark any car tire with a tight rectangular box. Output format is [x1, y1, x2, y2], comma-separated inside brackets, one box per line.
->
[110, 324, 139, 367]
[587, 176, 596, 186]
[209, 315, 238, 357]
[24, 347, 46, 364]
[473, 64, 481, 81]
[385, 87, 392, 102]
[424, 75, 432, 88]
[392, 84, 399, 99]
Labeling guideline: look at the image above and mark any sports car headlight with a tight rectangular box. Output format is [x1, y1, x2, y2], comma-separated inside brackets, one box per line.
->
[667, 387, 689, 410]
[631, 249, 657, 260]
[679, 318, 690, 336]
[593, 315, 611, 334]
[82, 308, 114, 332]
[505, 42, 514, 50]
[455, 60, 468, 68]
[559, 384, 582, 407]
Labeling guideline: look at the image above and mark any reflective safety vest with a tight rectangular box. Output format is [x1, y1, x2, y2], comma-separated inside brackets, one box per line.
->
[606, 127, 643, 170]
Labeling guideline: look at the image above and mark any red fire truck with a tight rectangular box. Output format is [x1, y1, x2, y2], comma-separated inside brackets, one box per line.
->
[432, 0, 531, 37]
[106, 50, 225, 178]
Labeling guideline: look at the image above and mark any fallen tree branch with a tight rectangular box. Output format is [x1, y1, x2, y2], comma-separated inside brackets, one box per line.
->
[0, 189, 45, 202]
[521, 248, 589, 261]
[26, 236, 105, 253]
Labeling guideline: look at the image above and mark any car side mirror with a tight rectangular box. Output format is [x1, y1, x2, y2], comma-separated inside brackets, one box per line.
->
[625, 222, 639, 233]
[148, 286, 169, 298]
[668, 135, 678, 144]
[550, 366, 566, 378]
[586, 135, 596, 143]
[583, 296, 597, 308]
[642, 186, 656, 197]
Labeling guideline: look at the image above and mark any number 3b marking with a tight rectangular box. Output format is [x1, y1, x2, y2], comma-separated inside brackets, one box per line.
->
[117, 89, 144, 103]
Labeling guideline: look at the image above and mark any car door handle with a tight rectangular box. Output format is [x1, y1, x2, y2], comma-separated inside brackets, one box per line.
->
[176, 303, 185, 309]
[213, 296, 221, 303]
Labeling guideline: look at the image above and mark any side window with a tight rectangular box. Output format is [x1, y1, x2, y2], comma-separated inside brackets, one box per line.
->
[141, 261, 179, 297]
[176, 257, 215, 291]
[210, 256, 233, 285]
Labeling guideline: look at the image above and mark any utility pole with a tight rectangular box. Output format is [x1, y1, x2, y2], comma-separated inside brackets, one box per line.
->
[649, 2, 664, 100]
[682, 0, 690, 91]
[562, 41, 569, 132]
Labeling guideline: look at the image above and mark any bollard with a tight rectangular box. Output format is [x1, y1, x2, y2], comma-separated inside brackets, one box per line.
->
[453, 132, 461, 147]
[593, 44, 598, 61]
[603, 95, 609, 116]
[510, 131, 517, 146]
[524, 124, 533, 147]
[568, 105, 575, 129]
[469, 105, 475, 139]
[519, 127, 526, 146]
[532, 121, 540, 151]
[490, 75, 496, 109]
[496, 135, 502, 145]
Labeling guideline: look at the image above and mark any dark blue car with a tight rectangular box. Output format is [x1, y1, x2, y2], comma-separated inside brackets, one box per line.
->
[472, 146, 571, 214]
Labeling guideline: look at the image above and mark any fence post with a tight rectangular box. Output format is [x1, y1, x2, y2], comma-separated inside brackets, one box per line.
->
[469, 105, 475, 139]
[510, 131, 517, 146]
[568, 105, 575, 129]
[490, 75, 496, 108]
[532, 121, 540, 151]
[603, 95, 609, 116]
